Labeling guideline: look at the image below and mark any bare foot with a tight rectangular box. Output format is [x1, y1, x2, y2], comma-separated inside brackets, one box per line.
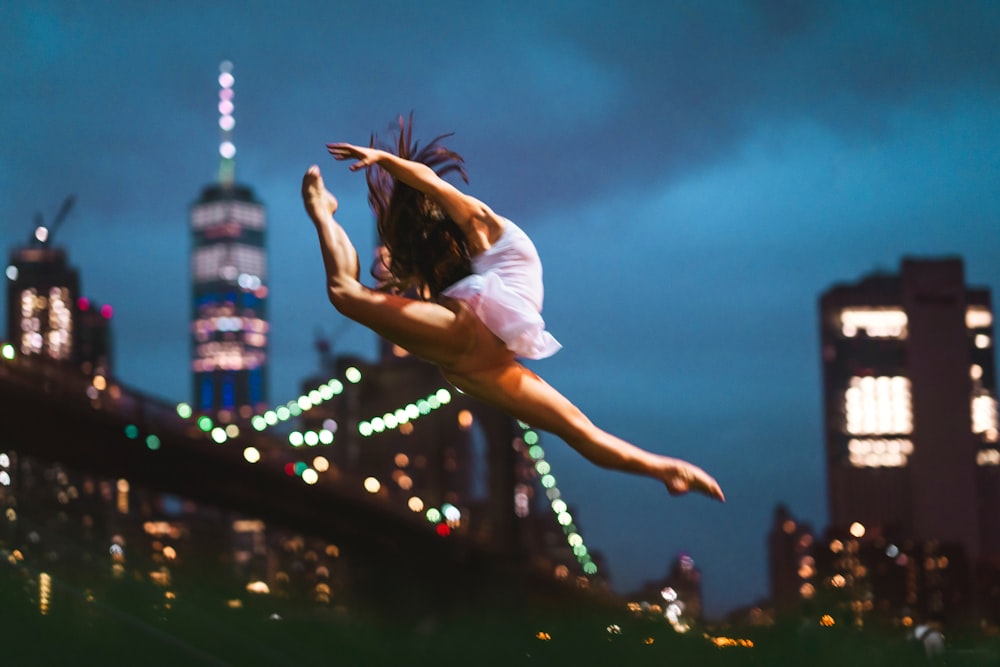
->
[661, 458, 725, 502]
[302, 165, 338, 224]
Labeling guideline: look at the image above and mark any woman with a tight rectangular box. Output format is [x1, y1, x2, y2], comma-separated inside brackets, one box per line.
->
[302, 118, 724, 501]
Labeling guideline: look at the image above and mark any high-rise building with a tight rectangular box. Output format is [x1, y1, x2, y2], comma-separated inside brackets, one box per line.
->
[819, 257, 999, 563]
[6, 245, 79, 363]
[5, 197, 113, 375]
[190, 61, 268, 421]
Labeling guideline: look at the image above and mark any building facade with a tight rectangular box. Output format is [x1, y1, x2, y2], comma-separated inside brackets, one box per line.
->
[189, 62, 269, 421]
[819, 257, 999, 563]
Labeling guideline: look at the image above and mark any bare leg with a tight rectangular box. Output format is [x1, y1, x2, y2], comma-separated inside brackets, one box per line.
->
[302, 166, 723, 501]
[302, 166, 494, 369]
[444, 364, 725, 501]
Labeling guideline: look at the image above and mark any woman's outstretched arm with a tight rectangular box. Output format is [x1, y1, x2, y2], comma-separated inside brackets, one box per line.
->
[327, 143, 501, 244]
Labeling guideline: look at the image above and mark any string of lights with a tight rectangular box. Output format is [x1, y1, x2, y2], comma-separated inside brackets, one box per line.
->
[0, 342, 596, 577]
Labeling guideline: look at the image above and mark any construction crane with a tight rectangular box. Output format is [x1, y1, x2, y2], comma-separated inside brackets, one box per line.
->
[32, 195, 75, 246]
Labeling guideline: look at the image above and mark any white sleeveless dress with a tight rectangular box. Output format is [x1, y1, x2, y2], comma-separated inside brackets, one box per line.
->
[442, 219, 561, 359]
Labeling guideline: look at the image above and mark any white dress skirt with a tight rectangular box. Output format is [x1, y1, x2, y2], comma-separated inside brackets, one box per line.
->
[442, 218, 561, 360]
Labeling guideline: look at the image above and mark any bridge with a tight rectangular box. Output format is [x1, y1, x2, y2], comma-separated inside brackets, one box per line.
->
[0, 348, 613, 617]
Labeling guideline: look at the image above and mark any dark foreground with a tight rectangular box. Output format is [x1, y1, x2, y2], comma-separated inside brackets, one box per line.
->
[2, 563, 998, 667]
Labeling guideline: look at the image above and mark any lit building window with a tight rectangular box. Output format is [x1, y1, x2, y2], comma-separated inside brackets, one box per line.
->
[972, 394, 998, 435]
[840, 308, 907, 338]
[845, 376, 912, 435]
[18, 287, 73, 360]
[977, 449, 1000, 466]
[966, 306, 993, 329]
[191, 201, 265, 230]
[193, 244, 266, 282]
[848, 438, 913, 468]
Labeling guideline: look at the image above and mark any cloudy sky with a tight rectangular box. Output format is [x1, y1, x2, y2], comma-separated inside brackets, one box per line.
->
[3, 1, 999, 616]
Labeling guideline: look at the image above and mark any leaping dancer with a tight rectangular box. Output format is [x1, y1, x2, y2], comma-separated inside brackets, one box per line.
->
[302, 116, 724, 502]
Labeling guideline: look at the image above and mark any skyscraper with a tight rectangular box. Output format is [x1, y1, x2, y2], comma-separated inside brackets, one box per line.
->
[190, 62, 268, 421]
[5, 196, 112, 375]
[819, 257, 999, 563]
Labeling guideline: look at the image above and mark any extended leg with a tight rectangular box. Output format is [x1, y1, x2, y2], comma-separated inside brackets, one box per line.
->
[302, 166, 495, 369]
[444, 363, 725, 501]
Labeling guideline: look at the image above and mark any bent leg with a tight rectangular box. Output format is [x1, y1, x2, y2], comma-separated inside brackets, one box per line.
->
[444, 363, 725, 501]
[302, 166, 498, 370]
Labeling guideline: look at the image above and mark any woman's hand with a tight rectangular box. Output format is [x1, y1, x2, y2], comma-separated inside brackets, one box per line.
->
[326, 143, 383, 171]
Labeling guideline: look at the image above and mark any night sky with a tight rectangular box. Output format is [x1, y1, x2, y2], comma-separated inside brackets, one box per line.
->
[3, 1, 999, 616]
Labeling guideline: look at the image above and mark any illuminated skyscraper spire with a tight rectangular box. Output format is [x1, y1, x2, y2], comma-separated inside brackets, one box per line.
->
[190, 61, 268, 420]
[218, 60, 236, 185]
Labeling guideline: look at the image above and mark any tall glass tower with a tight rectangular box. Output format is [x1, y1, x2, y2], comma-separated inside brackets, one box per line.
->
[190, 62, 268, 422]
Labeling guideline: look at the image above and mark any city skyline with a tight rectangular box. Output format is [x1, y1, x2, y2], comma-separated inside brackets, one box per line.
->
[3, 2, 1000, 615]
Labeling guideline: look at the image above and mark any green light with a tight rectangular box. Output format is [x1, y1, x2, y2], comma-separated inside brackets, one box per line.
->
[297, 396, 311, 410]
[425, 508, 441, 523]
[319, 385, 334, 401]
[405, 404, 420, 419]
[124, 424, 139, 439]
[288, 403, 302, 417]
[358, 422, 373, 437]
[175, 403, 192, 419]
[583, 562, 598, 575]
[145, 434, 161, 451]
[289, 432, 304, 447]
[436, 388, 451, 404]
[304, 431, 319, 447]
[528, 445, 545, 460]
[523, 430, 539, 446]
[345, 367, 362, 383]
[556, 511, 572, 526]
[427, 396, 441, 410]
[264, 411, 278, 426]
[197, 416, 213, 432]
[328, 379, 344, 394]
[541, 474, 556, 489]
[0, 344, 14, 360]
[319, 429, 334, 445]
[275, 406, 291, 421]
[417, 400, 431, 415]
[293, 461, 308, 476]
[551, 499, 567, 514]
[535, 460, 551, 475]
[251, 416, 267, 431]
[573, 544, 588, 557]
[211, 427, 227, 444]
[567, 532, 583, 547]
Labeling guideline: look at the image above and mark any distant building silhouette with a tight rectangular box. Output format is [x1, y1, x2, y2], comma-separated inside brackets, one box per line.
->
[189, 62, 268, 421]
[768, 504, 816, 615]
[627, 552, 703, 632]
[811, 257, 999, 624]
[6, 206, 113, 376]
[819, 257, 998, 561]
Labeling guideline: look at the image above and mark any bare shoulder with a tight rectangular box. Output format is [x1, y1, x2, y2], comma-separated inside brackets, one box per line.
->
[459, 198, 506, 254]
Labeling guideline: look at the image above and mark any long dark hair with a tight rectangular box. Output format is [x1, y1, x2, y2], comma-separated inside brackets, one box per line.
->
[366, 114, 472, 299]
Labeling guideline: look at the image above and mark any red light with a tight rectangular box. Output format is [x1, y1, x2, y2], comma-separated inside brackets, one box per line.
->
[78, 297, 90, 311]
[100, 304, 113, 319]
[284, 463, 296, 476]
[435, 523, 451, 537]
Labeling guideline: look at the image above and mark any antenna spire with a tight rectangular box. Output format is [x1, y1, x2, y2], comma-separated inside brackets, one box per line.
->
[218, 60, 236, 185]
